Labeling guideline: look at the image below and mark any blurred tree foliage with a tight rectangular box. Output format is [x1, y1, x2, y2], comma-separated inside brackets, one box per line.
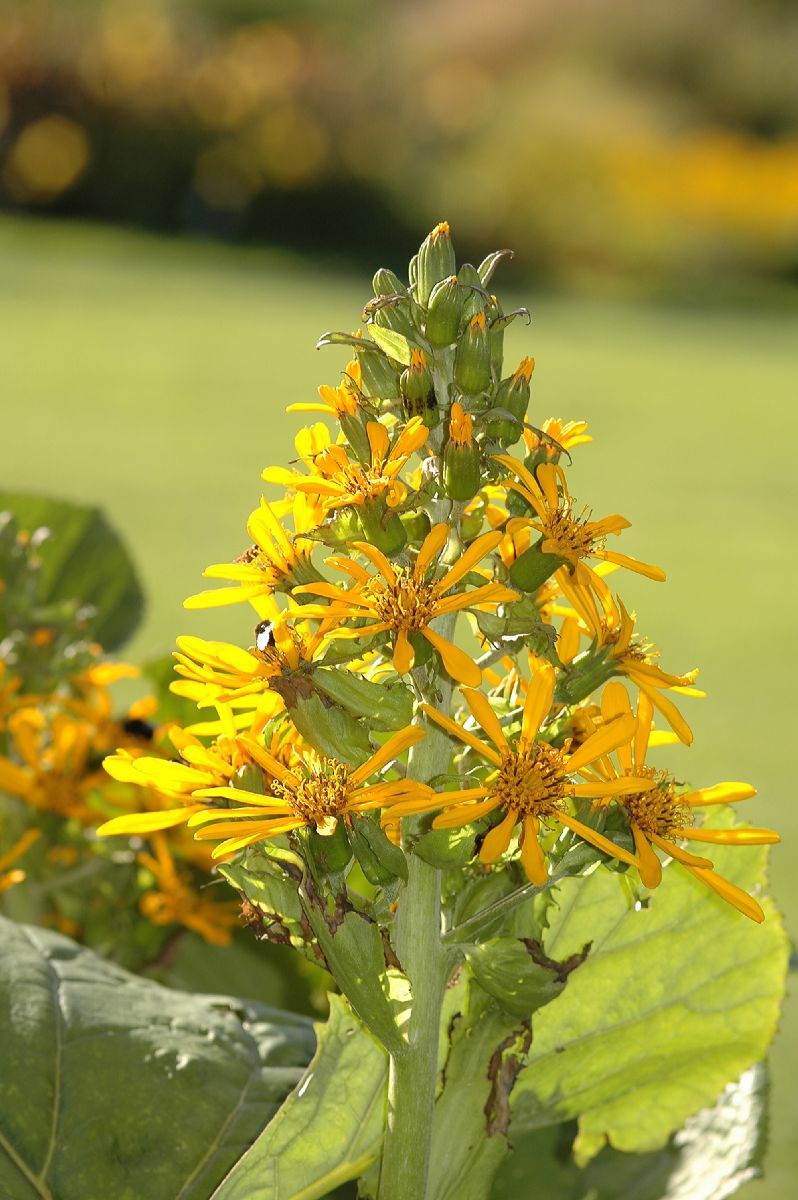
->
[0, 0, 796, 290]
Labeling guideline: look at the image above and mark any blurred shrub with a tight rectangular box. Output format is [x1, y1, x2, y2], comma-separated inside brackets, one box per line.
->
[0, 0, 796, 290]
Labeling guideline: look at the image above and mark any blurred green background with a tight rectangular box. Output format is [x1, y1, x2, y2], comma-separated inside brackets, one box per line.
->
[2, 0, 797, 1196]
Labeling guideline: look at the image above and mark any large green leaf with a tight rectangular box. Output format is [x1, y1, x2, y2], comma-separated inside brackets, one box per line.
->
[0, 492, 145, 650]
[511, 812, 787, 1162]
[0, 917, 314, 1200]
[212, 995, 387, 1200]
[494, 1064, 769, 1200]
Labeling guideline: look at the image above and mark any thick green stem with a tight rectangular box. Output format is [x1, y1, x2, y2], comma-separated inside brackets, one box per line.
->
[378, 854, 446, 1200]
[377, 616, 455, 1200]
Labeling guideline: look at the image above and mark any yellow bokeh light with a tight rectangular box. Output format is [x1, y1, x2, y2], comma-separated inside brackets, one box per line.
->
[4, 115, 91, 201]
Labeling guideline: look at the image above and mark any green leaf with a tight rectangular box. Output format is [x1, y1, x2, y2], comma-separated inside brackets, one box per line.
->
[427, 979, 522, 1200]
[351, 816, 408, 883]
[299, 897, 405, 1053]
[212, 995, 386, 1200]
[366, 324, 414, 365]
[464, 938, 566, 1020]
[510, 812, 787, 1162]
[313, 667, 413, 731]
[0, 916, 314, 1200]
[494, 1063, 769, 1199]
[289, 694, 373, 767]
[414, 823, 480, 868]
[0, 492, 145, 650]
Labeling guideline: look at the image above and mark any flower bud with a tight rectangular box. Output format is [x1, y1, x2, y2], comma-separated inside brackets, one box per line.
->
[458, 262, 486, 320]
[425, 275, 464, 346]
[399, 508, 431, 543]
[415, 222, 456, 306]
[485, 357, 535, 444]
[372, 296, 417, 340]
[400, 349, 437, 424]
[373, 267, 407, 298]
[488, 296, 505, 377]
[454, 312, 492, 394]
[358, 501, 407, 557]
[508, 543, 564, 593]
[443, 402, 481, 501]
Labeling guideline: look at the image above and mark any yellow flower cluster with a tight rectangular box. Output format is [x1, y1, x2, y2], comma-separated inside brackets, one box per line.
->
[0, 653, 239, 946]
[98, 222, 777, 922]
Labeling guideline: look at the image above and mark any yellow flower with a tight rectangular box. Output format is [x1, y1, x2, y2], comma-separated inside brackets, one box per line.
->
[294, 524, 518, 687]
[98, 707, 253, 837]
[263, 417, 428, 513]
[495, 455, 665, 592]
[583, 683, 778, 922]
[187, 725, 431, 857]
[522, 418, 592, 459]
[137, 833, 240, 945]
[0, 828, 41, 894]
[287, 356, 362, 417]
[172, 609, 330, 708]
[387, 661, 655, 884]
[555, 568, 700, 744]
[449, 401, 473, 446]
[0, 707, 101, 823]
[184, 495, 319, 610]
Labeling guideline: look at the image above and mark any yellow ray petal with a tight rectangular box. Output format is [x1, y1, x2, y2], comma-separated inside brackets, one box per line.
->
[682, 866, 764, 923]
[349, 725, 426, 787]
[97, 808, 200, 837]
[683, 827, 779, 845]
[350, 540, 397, 585]
[520, 817, 548, 885]
[598, 550, 666, 582]
[415, 523, 450, 577]
[423, 628, 482, 687]
[521, 663, 555, 741]
[634, 680, 693, 746]
[439, 530, 503, 592]
[559, 812, 637, 868]
[566, 713, 636, 773]
[478, 810, 517, 864]
[681, 782, 757, 807]
[462, 688, 509, 751]
[393, 629, 415, 674]
[649, 834, 713, 869]
[421, 704, 502, 766]
[430, 795, 498, 828]
[632, 823, 662, 888]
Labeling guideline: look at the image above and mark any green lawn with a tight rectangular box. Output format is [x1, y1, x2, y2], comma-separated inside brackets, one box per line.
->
[2, 215, 796, 1196]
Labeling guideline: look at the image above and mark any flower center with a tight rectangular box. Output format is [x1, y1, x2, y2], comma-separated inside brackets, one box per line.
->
[493, 740, 566, 818]
[622, 768, 693, 838]
[543, 502, 598, 560]
[272, 757, 351, 835]
[367, 569, 441, 632]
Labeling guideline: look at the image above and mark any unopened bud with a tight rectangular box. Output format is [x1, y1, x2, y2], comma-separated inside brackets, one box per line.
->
[457, 263, 486, 320]
[443, 402, 481, 500]
[454, 312, 492, 394]
[358, 501, 407, 557]
[400, 349, 437, 424]
[485, 357, 535, 444]
[373, 267, 407, 298]
[416, 222, 456, 306]
[372, 296, 417, 340]
[425, 275, 464, 346]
